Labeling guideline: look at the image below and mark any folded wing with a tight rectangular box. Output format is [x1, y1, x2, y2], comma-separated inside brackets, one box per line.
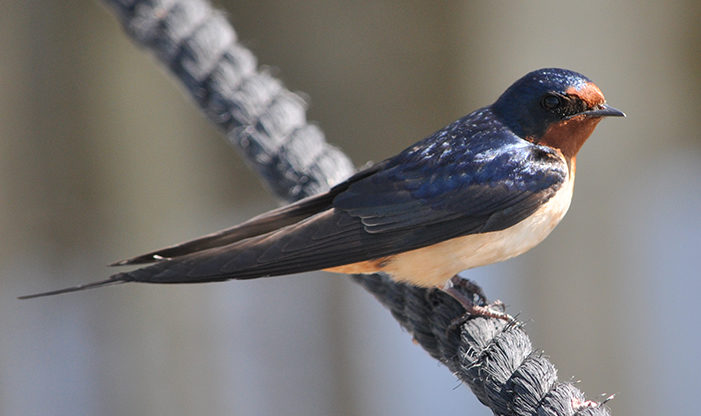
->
[116, 137, 568, 284]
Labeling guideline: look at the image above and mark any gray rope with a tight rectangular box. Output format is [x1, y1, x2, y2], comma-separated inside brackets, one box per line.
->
[99, 1, 612, 414]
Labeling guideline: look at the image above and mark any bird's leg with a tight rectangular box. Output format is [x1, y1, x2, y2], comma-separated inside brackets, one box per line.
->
[442, 275, 513, 321]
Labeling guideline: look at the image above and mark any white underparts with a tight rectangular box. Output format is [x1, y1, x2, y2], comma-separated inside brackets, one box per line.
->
[328, 171, 575, 288]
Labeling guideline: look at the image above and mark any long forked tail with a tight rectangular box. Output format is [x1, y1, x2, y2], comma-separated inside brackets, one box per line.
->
[17, 189, 343, 300]
[18, 275, 128, 300]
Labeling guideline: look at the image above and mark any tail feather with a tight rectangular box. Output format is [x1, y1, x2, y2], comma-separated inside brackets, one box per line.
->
[18, 275, 128, 300]
[18, 164, 393, 299]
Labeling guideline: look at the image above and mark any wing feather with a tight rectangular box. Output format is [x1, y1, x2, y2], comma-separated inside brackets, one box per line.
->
[111, 162, 388, 265]
[118, 117, 569, 285]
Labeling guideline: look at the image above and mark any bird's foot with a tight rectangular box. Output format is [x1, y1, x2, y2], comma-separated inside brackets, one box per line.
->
[442, 275, 514, 326]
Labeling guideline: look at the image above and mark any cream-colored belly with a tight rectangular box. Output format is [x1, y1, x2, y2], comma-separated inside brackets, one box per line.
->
[327, 175, 574, 288]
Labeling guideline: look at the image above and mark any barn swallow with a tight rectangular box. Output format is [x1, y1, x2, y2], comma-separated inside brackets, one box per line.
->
[21, 68, 624, 317]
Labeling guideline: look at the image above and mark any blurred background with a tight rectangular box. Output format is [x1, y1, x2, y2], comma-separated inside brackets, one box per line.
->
[1, 1, 699, 415]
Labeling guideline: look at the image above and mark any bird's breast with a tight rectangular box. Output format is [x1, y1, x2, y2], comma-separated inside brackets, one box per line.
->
[328, 172, 575, 288]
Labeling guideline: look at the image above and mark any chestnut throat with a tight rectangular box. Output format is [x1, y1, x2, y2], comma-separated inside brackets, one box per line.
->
[529, 115, 602, 162]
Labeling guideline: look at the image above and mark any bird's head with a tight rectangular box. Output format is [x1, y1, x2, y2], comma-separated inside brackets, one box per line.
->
[492, 68, 624, 160]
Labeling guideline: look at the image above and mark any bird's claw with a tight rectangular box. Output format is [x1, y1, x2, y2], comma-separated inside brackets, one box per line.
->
[442, 276, 514, 333]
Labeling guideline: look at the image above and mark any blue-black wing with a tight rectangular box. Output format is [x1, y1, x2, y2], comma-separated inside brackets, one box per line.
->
[333, 130, 567, 236]
[110, 111, 568, 284]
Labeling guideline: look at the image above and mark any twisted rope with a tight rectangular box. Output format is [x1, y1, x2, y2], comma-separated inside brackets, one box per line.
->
[99, 1, 612, 414]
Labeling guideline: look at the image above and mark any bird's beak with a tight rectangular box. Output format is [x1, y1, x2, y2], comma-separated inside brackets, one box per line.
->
[581, 104, 626, 118]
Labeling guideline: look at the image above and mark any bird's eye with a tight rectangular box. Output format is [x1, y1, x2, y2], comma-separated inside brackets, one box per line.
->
[541, 94, 562, 110]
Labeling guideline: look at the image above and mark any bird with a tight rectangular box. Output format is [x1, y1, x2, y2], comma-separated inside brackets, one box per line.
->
[20, 68, 624, 317]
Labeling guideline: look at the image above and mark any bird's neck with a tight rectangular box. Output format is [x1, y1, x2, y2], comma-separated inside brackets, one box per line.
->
[532, 115, 602, 161]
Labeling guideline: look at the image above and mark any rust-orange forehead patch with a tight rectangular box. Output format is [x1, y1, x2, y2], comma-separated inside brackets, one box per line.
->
[566, 82, 605, 108]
